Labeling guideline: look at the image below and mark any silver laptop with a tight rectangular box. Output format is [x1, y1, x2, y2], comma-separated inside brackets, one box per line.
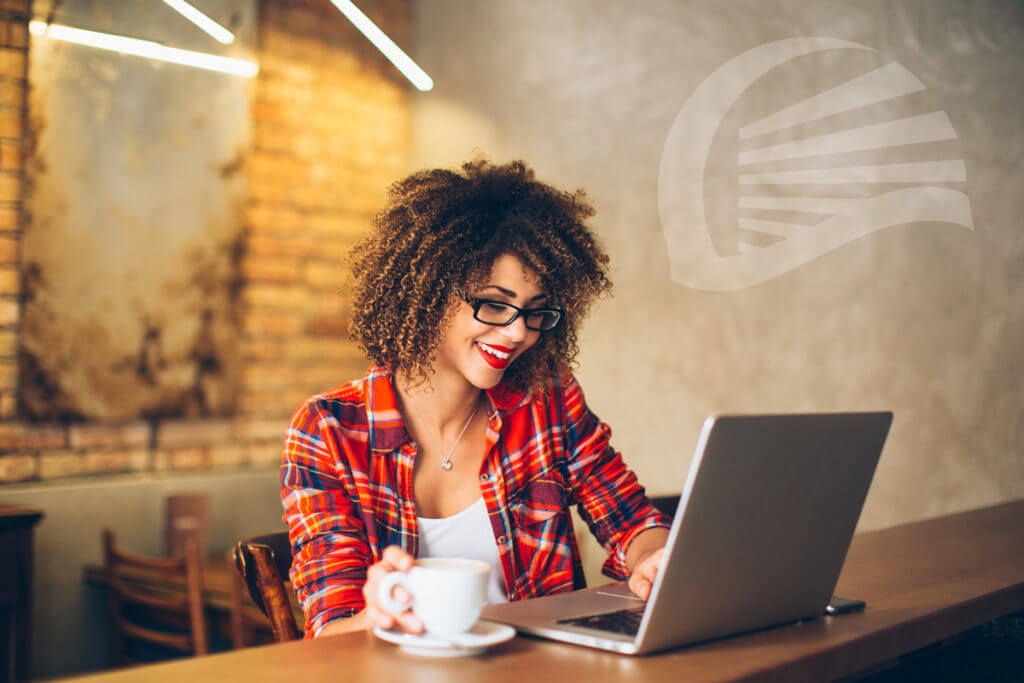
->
[482, 411, 892, 655]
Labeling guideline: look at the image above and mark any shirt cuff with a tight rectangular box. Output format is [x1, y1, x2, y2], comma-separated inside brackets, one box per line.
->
[306, 606, 360, 639]
[600, 516, 671, 580]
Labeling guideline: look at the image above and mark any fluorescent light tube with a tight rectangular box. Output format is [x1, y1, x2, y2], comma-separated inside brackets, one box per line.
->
[162, 0, 236, 45]
[329, 0, 433, 91]
[29, 21, 258, 77]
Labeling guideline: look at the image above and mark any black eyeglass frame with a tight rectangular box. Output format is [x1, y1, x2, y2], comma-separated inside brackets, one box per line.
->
[458, 293, 562, 331]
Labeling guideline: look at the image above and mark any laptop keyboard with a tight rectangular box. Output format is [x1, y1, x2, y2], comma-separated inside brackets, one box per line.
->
[556, 606, 645, 636]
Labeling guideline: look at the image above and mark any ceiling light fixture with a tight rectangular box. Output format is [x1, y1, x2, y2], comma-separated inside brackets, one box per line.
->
[161, 0, 236, 45]
[329, 0, 433, 91]
[29, 21, 258, 77]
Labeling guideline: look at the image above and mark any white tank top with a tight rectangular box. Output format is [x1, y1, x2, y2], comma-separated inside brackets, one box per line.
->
[417, 497, 508, 604]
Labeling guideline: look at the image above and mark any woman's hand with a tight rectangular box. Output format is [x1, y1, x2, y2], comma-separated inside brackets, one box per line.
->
[362, 545, 423, 633]
[628, 546, 664, 599]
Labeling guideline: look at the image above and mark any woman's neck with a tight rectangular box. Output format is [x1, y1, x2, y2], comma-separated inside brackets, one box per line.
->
[394, 368, 484, 439]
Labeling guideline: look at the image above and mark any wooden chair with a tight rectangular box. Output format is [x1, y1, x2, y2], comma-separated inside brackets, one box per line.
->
[103, 528, 208, 666]
[651, 494, 679, 520]
[164, 493, 209, 559]
[233, 532, 301, 641]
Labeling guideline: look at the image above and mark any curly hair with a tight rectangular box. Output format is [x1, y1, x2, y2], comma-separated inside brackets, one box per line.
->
[347, 158, 612, 392]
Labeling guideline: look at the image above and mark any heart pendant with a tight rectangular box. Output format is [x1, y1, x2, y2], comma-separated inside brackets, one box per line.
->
[441, 460, 453, 471]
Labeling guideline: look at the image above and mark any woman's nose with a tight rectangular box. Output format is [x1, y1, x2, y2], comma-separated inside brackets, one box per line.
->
[501, 315, 529, 343]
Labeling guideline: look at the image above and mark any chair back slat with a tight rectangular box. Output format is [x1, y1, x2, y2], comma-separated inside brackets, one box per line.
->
[108, 578, 190, 611]
[120, 619, 193, 652]
[233, 531, 301, 641]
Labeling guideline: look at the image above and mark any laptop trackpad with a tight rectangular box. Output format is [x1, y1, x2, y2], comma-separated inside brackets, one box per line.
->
[482, 582, 645, 623]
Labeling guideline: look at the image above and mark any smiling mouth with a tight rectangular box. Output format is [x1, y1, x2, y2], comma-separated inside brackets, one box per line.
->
[476, 342, 512, 369]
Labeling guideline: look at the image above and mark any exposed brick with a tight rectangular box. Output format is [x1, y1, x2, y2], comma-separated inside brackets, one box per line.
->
[0, 172, 19, 201]
[0, 80, 23, 108]
[157, 418, 234, 448]
[244, 204, 303, 233]
[153, 447, 209, 472]
[248, 178, 289, 204]
[0, 139, 21, 170]
[306, 212, 370, 240]
[83, 451, 145, 476]
[241, 363, 293, 391]
[304, 261, 346, 290]
[38, 450, 82, 480]
[208, 444, 246, 469]
[68, 422, 150, 450]
[5, 22, 26, 49]
[244, 311, 305, 337]
[0, 453, 35, 482]
[0, 391, 14, 418]
[306, 314, 348, 337]
[0, 205, 19, 230]
[241, 254, 300, 284]
[0, 297, 17, 325]
[0, 1, 30, 15]
[240, 337, 286, 361]
[243, 283, 309, 309]
[0, 234, 17, 262]
[0, 47, 25, 79]
[246, 234, 316, 260]
[238, 389, 306, 418]
[0, 264, 17, 295]
[0, 328, 15, 357]
[235, 418, 287, 442]
[0, 422, 66, 451]
[247, 441, 281, 468]
[284, 337, 364, 363]
[0, 358, 14, 389]
[0, 108, 21, 138]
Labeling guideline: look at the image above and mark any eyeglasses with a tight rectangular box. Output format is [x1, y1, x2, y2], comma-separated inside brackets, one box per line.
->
[460, 294, 562, 331]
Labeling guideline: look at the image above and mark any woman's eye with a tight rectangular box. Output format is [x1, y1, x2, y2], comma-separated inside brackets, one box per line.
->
[481, 302, 509, 313]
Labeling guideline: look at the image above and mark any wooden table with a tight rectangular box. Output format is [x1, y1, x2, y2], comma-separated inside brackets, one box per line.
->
[66, 500, 1024, 682]
[1, 504, 44, 683]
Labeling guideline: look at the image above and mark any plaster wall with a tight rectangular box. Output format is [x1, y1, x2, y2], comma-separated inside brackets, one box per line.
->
[411, 1, 1024, 582]
[21, 0, 257, 419]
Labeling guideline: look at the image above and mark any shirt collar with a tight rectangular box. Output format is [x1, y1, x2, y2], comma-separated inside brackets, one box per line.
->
[364, 364, 531, 453]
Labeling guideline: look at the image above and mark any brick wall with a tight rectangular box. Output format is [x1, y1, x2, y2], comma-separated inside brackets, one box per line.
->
[0, 0, 413, 484]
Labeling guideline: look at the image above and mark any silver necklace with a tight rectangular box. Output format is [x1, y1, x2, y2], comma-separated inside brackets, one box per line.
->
[407, 394, 481, 471]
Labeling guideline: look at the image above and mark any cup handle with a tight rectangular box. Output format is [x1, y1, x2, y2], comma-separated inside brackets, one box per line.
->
[377, 571, 413, 615]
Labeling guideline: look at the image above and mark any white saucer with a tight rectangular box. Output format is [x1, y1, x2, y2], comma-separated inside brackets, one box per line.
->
[373, 620, 516, 657]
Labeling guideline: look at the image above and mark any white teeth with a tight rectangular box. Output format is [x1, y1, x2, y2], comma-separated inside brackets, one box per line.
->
[478, 343, 511, 360]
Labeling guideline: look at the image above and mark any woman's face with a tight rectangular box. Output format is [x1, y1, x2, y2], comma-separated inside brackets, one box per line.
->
[434, 253, 545, 391]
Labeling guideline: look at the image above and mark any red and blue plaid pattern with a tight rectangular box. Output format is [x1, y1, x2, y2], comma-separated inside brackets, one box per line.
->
[281, 365, 669, 637]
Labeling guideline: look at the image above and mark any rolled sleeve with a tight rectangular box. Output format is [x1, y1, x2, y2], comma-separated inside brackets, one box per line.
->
[560, 375, 671, 580]
[281, 400, 372, 637]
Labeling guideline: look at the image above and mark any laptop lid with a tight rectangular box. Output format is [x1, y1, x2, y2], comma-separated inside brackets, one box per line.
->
[483, 411, 892, 655]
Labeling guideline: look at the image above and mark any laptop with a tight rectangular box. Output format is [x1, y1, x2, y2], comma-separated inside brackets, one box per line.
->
[481, 411, 893, 655]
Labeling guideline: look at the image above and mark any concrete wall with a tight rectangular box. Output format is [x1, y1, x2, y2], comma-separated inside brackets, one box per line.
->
[411, 0, 1024, 581]
[2, 470, 284, 680]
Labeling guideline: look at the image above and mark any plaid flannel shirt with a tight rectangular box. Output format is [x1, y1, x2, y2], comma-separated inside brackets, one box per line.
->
[281, 365, 669, 637]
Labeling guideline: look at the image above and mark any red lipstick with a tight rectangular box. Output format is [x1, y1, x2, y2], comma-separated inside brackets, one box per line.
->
[476, 343, 511, 370]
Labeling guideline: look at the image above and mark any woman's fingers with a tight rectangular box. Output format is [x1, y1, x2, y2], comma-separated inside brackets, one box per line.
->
[364, 546, 422, 633]
[383, 545, 414, 571]
[629, 548, 665, 599]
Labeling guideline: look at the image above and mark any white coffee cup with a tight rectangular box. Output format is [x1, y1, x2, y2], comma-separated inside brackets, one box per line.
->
[377, 558, 490, 635]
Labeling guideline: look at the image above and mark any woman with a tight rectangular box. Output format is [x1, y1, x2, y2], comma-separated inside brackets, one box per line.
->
[281, 159, 670, 638]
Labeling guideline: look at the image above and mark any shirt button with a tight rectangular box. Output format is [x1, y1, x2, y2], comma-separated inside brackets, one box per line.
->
[497, 536, 506, 544]
[479, 474, 489, 481]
